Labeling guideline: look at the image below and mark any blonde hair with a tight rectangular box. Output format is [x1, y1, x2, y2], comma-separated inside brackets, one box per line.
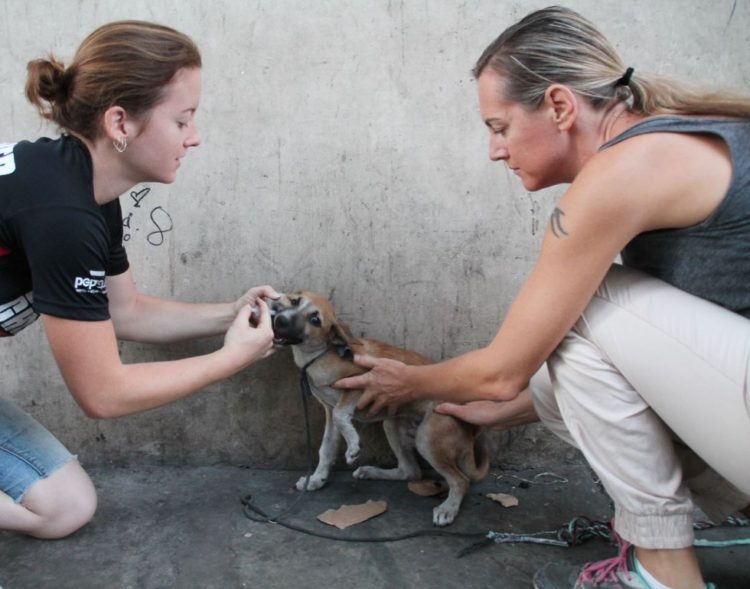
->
[474, 6, 750, 118]
[25, 20, 202, 140]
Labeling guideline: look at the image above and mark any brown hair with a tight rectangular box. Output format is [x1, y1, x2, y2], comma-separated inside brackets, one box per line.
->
[25, 20, 202, 140]
[474, 6, 750, 118]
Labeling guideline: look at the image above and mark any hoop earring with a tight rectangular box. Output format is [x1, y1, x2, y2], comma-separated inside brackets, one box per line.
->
[113, 137, 128, 153]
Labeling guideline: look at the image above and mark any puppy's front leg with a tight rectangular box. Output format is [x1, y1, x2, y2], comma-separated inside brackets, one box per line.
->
[332, 393, 361, 465]
[297, 405, 340, 491]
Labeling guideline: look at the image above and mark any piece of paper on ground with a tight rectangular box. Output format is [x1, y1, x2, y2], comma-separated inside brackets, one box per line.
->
[407, 480, 448, 497]
[486, 492, 519, 508]
[317, 500, 388, 529]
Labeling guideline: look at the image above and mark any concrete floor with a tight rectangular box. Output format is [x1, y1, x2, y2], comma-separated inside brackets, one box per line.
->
[1, 463, 748, 588]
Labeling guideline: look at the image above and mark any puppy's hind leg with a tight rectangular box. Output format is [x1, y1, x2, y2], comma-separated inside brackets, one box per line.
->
[354, 418, 421, 481]
[297, 405, 340, 491]
[416, 415, 471, 526]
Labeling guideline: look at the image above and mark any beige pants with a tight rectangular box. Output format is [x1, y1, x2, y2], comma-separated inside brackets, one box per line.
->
[530, 264, 750, 549]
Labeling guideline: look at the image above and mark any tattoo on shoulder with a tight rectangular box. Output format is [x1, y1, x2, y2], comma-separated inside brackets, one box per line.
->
[550, 207, 569, 238]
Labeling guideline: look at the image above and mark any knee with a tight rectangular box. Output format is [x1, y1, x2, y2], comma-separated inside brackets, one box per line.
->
[57, 485, 97, 538]
[32, 485, 97, 540]
[529, 363, 579, 448]
[23, 462, 98, 539]
[528, 366, 557, 422]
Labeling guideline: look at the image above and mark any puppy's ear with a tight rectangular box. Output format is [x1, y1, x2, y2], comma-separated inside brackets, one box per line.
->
[331, 321, 361, 360]
[331, 320, 359, 345]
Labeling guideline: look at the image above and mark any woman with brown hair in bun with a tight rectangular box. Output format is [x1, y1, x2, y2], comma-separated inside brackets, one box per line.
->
[1, 21, 278, 538]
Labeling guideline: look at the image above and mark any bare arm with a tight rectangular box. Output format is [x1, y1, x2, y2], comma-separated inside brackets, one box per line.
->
[340, 132, 731, 415]
[42, 297, 274, 419]
[346, 198, 631, 415]
[434, 387, 539, 429]
[106, 268, 278, 343]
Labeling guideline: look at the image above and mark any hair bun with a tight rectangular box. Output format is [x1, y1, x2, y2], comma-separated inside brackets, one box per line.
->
[27, 56, 70, 103]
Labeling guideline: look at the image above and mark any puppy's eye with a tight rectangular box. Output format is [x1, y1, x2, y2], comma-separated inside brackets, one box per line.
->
[309, 312, 322, 327]
[290, 297, 301, 307]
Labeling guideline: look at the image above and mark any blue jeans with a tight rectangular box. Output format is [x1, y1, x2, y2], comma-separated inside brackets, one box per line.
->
[0, 398, 75, 502]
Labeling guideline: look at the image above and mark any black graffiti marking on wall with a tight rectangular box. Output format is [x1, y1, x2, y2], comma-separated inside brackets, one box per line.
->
[130, 186, 151, 208]
[146, 206, 174, 246]
[122, 211, 133, 241]
[122, 187, 174, 246]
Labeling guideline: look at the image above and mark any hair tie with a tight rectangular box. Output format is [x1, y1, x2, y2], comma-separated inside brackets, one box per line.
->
[55, 72, 72, 102]
[616, 67, 634, 86]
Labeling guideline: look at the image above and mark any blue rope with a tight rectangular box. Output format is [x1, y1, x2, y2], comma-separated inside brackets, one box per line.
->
[487, 531, 568, 547]
[476, 516, 750, 555]
[694, 538, 750, 548]
[691, 512, 749, 548]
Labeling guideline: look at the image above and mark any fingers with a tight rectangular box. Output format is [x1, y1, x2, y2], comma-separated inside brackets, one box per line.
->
[333, 355, 378, 390]
[352, 354, 378, 369]
[224, 300, 275, 367]
[253, 298, 271, 328]
[334, 372, 382, 416]
[356, 388, 376, 412]
[251, 285, 280, 300]
[333, 369, 382, 414]
[433, 402, 483, 424]
[358, 386, 403, 418]
[433, 400, 505, 428]
[335, 373, 369, 391]
[344, 355, 409, 417]
[433, 401, 488, 426]
[237, 285, 281, 315]
[434, 402, 461, 416]
[235, 303, 253, 324]
[363, 392, 386, 418]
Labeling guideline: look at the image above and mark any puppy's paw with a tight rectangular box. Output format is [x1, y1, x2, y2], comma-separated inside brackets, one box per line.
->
[345, 445, 360, 465]
[353, 466, 376, 480]
[296, 475, 326, 491]
[432, 503, 459, 527]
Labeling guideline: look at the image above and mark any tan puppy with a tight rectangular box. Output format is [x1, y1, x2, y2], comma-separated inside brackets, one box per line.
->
[270, 291, 489, 526]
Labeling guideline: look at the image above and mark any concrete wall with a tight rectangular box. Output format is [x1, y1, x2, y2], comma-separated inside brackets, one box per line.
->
[2, 0, 748, 469]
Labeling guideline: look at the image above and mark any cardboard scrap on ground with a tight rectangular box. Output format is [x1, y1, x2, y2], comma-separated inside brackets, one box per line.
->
[407, 479, 448, 497]
[486, 492, 520, 508]
[317, 500, 388, 529]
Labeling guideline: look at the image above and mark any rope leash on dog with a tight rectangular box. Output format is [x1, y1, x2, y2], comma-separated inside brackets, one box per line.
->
[240, 353, 323, 525]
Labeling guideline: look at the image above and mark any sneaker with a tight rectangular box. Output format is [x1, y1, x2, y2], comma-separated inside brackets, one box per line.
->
[533, 533, 650, 588]
[533, 527, 717, 589]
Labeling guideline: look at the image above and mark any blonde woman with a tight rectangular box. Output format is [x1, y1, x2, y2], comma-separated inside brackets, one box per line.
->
[338, 6, 750, 589]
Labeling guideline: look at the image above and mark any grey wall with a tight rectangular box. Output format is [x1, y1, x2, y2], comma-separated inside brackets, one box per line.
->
[1, 0, 748, 469]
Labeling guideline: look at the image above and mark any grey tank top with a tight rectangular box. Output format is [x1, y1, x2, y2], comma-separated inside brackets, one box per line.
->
[600, 116, 750, 319]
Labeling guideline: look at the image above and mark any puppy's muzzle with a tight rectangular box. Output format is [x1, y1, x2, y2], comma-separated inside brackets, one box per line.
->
[270, 308, 304, 346]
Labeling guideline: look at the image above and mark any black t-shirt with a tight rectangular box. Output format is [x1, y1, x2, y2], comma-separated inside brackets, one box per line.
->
[0, 135, 129, 336]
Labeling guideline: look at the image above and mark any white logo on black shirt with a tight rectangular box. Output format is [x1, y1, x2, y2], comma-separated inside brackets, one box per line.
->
[0, 143, 17, 176]
[74, 270, 107, 294]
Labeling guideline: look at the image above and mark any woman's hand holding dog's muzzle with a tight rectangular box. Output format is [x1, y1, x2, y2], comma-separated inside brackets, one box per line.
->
[233, 285, 281, 318]
[335, 354, 414, 417]
[223, 299, 275, 366]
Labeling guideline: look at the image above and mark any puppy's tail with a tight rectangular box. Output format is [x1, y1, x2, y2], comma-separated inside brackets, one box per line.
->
[462, 431, 490, 483]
